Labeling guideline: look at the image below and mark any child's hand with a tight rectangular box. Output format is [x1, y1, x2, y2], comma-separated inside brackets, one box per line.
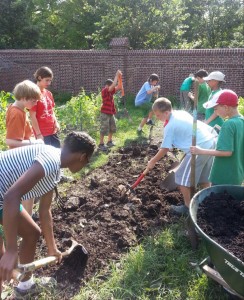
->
[190, 146, 203, 155]
[117, 70, 122, 76]
[48, 248, 62, 263]
[188, 92, 194, 100]
[0, 250, 18, 281]
[54, 122, 61, 133]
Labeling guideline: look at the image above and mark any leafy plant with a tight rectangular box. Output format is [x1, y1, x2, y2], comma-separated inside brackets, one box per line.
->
[0, 91, 14, 150]
[55, 90, 102, 138]
[238, 96, 244, 115]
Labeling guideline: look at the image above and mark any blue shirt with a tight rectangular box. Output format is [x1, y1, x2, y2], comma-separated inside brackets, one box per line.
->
[161, 110, 215, 153]
[135, 82, 153, 106]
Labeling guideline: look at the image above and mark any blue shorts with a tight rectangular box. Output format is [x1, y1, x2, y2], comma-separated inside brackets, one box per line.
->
[0, 204, 23, 220]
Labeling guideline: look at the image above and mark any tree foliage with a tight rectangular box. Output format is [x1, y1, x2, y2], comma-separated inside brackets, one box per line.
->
[0, 0, 243, 49]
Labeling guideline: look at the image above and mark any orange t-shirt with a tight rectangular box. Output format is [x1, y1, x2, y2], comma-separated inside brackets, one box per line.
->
[6, 105, 33, 148]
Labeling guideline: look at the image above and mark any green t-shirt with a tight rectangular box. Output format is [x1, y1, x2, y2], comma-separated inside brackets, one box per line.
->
[198, 82, 211, 114]
[180, 77, 194, 91]
[205, 89, 224, 127]
[210, 115, 244, 185]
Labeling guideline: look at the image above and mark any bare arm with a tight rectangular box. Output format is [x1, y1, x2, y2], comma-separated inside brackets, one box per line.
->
[108, 70, 122, 92]
[0, 162, 45, 281]
[29, 110, 43, 139]
[147, 148, 169, 169]
[6, 139, 32, 148]
[204, 111, 218, 125]
[147, 85, 160, 95]
[39, 190, 61, 261]
[190, 146, 232, 157]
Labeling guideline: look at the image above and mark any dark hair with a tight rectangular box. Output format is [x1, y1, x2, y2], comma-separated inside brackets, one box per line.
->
[194, 69, 208, 78]
[148, 74, 159, 83]
[152, 97, 172, 112]
[105, 79, 113, 86]
[34, 66, 53, 82]
[63, 131, 96, 155]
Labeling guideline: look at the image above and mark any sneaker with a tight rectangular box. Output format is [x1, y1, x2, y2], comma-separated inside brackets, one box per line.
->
[170, 205, 189, 216]
[107, 141, 115, 147]
[146, 119, 155, 126]
[13, 277, 57, 299]
[98, 144, 108, 151]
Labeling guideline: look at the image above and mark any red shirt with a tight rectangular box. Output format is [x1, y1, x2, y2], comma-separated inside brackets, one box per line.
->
[101, 87, 116, 115]
[30, 89, 56, 136]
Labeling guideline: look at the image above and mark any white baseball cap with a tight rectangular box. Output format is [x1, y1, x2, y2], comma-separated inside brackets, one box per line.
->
[203, 71, 226, 82]
[203, 89, 238, 109]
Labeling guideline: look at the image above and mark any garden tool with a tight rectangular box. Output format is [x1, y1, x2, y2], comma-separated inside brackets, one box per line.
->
[119, 167, 150, 196]
[187, 79, 199, 250]
[117, 73, 132, 122]
[13, 238, 88, 280]
[160, 154, 186, 192]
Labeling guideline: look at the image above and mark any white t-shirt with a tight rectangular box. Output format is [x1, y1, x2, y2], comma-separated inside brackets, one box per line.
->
[0, 144, 61, 210]
[161, 110, 215, 153]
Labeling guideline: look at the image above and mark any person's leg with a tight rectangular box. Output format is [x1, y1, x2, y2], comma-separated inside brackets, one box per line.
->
[0, 235, 5, 297]
[178, 185, 191, 207]
[107, 115, 116, 145]
[17, 209, 41, 281]
[139, 117, 147, 129]
[22, 198, 34, 216]
[99, 133, 105, 145]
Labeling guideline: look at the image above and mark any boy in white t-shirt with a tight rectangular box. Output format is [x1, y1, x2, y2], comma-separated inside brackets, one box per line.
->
[147, 97, 216, 214]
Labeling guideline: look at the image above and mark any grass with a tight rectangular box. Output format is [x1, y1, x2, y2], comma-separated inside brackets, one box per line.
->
[73, 220, 227, 300]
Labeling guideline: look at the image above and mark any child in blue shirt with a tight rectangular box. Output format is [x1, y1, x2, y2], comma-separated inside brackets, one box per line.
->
[135, 74, 160, 132]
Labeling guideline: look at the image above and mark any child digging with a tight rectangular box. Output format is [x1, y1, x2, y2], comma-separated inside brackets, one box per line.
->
[191, 89, 244, 185]
[0, 132, 96, 299]
[98, 70, 122, 151]
[135, 74, 160, 133]
[147, 97, 216, 215]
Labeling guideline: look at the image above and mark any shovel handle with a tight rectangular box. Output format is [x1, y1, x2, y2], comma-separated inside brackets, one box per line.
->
[131, 168, 150, 189]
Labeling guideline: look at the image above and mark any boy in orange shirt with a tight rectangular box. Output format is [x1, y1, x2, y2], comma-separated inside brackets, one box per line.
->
[6, 80, 43, 215]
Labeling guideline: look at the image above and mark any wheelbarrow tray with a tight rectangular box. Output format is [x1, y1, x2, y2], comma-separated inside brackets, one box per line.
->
[190, 185, 244, 297]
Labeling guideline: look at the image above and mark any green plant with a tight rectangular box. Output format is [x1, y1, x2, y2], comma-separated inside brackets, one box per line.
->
[0, 91, 14, 150]
[52, 91, 72, 105]
[55, 90, 102, 138]
[238, 96, 244, 115]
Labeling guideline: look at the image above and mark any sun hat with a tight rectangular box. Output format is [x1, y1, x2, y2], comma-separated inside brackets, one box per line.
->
[203, 89, 238, 109]
[203, 71, 226, 82]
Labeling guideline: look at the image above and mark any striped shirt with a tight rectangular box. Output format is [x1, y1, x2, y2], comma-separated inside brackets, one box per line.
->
[101, 87, 116, 115]
[0, 144, 61, 210]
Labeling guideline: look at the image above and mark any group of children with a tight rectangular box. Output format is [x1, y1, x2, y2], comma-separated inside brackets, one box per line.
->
[0, 67, 243, 299]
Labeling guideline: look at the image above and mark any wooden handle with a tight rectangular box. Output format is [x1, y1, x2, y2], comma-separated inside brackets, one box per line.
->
[12, 269, 25, 281]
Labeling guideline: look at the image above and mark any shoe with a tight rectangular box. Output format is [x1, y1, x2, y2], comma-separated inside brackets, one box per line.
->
[13, 276, 57, 299]
[170, 205, 189, 216]
[137, 128, 143, 135]
[98, 144, 108, 151]
[60, 175, 74, 183]
[146, 119, 155, 126]
[107, 141, 115, 147]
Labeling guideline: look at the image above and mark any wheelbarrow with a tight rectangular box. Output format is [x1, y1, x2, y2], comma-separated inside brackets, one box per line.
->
[190, 185, 244, 299]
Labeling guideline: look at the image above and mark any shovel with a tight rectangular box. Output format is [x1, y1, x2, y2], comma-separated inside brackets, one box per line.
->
[160, 155, 186, 192]
[119, 167, 150, 196]
[12, 238, 88, 281]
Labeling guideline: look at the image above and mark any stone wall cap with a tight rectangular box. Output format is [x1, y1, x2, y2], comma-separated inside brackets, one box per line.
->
[109, 38, 130, 48]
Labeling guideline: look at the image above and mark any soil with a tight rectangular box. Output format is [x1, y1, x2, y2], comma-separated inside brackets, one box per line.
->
[197, 191, 244, 262]
[31, 129, 185, 299]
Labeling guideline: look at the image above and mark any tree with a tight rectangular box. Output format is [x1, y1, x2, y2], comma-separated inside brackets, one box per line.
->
[0, 0, 39, 49]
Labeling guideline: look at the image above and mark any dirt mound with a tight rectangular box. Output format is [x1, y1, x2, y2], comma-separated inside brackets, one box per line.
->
[35, 140, 183, 298]
[197, 191, 244, 261]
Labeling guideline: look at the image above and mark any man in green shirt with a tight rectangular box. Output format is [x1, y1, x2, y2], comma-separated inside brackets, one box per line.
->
[191, 89, 244, 185]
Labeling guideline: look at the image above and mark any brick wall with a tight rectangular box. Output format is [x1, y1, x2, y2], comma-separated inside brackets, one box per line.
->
[0, 38, 243, 99]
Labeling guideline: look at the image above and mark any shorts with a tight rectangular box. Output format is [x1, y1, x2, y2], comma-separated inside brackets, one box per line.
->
[175, 146, 215, 187]
[44, 133, 61, 148]
[136, 102, 153, 118]
[100, 113, 116, 136]
[0, 204, 23, 220]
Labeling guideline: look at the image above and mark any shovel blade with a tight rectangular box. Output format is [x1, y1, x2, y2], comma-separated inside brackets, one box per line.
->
[160, 172, 177, 191]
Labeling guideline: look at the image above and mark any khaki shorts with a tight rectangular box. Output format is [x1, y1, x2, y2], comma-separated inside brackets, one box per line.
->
[100, 113, 116, 135]
[175, 143, 215, 187]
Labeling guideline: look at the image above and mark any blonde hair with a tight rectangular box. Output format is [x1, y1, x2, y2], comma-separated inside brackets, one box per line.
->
[152, 97, 172, 112]
[13, 80, 41, 101]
